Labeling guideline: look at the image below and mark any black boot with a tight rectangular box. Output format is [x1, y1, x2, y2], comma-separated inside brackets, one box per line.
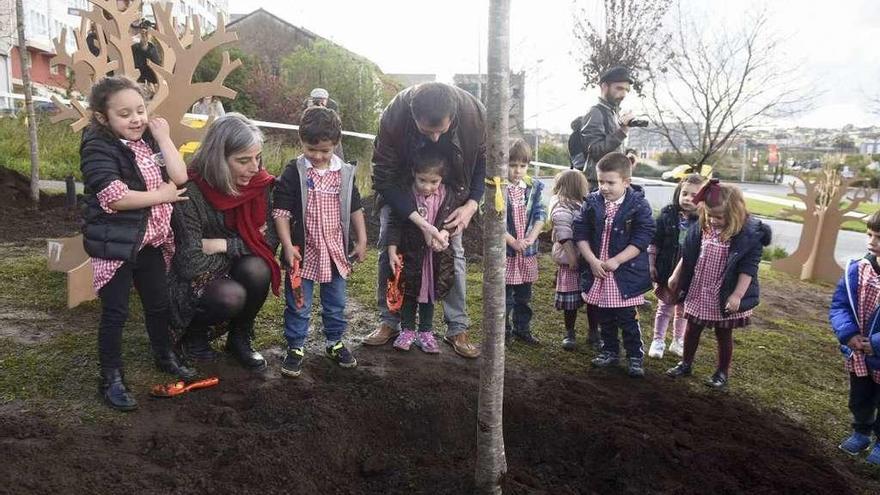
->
[562, 329, 577, 351]
[155, 350, 198, 380]
[181, 326, 220, 361]
[226, 321, 267, 371]
[99, 368, 137, 412]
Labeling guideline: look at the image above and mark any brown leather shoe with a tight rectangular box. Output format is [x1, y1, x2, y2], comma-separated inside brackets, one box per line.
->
[443, 332, 481, 359]
[363, 323, 399, 346]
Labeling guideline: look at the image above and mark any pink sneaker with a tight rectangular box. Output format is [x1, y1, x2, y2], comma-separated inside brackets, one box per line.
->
[393, 329, 417, 351]
[418, 331, 441, 354]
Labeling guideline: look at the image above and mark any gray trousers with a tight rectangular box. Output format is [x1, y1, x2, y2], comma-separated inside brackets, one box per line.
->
[376, 205, 469, 337]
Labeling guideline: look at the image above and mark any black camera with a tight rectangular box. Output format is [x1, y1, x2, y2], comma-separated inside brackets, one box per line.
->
[627, 118, 649, 127]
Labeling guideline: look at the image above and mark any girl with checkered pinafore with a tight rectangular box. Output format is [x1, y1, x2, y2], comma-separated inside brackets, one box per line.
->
[504, 140, 547, 346]
[666, 180, 771, 389]
[80, 76, 195, 411]
[549, 169, 593, 351]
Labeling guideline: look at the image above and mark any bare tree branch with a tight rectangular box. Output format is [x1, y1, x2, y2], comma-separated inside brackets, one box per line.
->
[573, 0, 673, 94]
[647, 6, 815, 165]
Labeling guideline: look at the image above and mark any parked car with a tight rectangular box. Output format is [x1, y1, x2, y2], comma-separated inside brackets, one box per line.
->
[661, 164, 714, 182]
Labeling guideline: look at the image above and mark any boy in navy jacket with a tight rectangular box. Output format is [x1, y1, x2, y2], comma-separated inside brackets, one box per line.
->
[830, 210, 880, 464]
[573, 152, 655, 377]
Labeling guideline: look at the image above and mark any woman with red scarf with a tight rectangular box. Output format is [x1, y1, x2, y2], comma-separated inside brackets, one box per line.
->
[168, 114, 280, 371]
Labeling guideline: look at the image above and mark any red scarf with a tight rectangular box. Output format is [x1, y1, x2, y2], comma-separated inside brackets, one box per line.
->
[190, 169, 281, 295]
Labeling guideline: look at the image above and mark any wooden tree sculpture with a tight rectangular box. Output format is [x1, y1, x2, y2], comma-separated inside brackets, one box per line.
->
[49, 0, 241, 145]
[772, 165, 871, 284]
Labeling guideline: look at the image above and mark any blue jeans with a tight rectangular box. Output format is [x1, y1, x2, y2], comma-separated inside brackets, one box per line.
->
[283, 268, 347, 349]
[376, 205, 469, 337]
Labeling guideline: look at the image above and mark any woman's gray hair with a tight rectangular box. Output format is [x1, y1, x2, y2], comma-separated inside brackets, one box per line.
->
[189, 112, 264, 195]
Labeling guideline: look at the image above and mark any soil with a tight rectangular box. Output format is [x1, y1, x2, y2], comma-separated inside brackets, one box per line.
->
[0, 166, 81, 247]
[0, 346, 864, 495]
[0, 167, 873, 494]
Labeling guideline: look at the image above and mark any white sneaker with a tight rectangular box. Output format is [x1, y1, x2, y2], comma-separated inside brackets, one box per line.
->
[668, 338, 684, 357]
[647, 339, 665, 359]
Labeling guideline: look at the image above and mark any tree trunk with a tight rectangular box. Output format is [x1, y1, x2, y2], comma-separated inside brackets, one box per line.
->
[475, 1, 509, 494]
[15, 0, 40, 206]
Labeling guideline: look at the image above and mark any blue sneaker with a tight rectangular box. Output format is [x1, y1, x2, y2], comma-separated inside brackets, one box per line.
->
[281, 347, 304, 378]
[839, 432, 871, 455]
[867, 443, 880, 465]
[325, 341, 357, 368]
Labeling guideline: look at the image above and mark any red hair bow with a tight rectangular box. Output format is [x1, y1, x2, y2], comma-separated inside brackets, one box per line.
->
[692, 178, 722, 206]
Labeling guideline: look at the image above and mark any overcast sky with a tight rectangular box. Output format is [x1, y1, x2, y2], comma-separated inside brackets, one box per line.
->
[229, 0, 880, 133]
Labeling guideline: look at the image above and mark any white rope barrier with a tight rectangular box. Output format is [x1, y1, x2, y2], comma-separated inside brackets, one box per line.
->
[0, 91, 377, 140]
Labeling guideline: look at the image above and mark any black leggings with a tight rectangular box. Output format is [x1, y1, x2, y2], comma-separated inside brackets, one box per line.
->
[98, 246, 170, 370]
[190, 256, 271, 332]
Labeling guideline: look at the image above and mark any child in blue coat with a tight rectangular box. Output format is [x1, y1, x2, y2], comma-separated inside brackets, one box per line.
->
[573, 152, 655, 377]
[830, 210, 880, 464]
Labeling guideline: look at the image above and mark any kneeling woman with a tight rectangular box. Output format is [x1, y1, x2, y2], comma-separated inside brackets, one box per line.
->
[169, 113, 280, 370]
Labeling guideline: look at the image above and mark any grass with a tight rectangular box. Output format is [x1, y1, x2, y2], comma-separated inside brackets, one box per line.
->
[0, 245, 864, 465]
[746, 197, 868, 233]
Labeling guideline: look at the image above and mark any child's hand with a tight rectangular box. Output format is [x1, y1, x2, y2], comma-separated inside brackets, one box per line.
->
[259, 223, 267, 236]
[602, 258, 620, 272]
[588, 258, 607, 279]
[523, 236, 535, 247]
[348, 241, 367, 264]
[421, 224, 448, 252]
[389, 250, 403, 273]
[283, 244, 302, 268]
[864, 338, 875, 356]
[158, 180, 188, 203]
[724, 294, 742, 313]
[148, 117, 171, 140]
[847, 335, 865, 352]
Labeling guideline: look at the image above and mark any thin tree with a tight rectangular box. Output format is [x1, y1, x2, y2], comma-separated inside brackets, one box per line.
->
[475, 0, 509, 493]
[15, 0, 39, 204]
[647, 7, 814, 166]
[573, 0, 673, 95]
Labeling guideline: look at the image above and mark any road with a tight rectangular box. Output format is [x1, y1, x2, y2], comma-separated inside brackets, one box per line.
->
[538, 176, 867, 265]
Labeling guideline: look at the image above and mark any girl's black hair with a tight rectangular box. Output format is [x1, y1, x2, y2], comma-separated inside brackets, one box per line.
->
[87, 75, 144, 136]
[412, 147, 447, 177]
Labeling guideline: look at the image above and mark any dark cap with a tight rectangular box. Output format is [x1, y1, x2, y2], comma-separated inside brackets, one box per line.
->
[599, 66, 634, 84]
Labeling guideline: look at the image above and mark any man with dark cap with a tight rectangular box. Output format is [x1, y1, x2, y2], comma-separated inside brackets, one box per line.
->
[569, 66, 637, 191]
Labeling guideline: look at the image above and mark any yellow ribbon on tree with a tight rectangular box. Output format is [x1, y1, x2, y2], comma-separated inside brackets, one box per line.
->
[484, 176, 508, 214]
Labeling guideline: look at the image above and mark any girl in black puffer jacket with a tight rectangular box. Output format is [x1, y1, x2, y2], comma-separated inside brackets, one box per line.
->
[386, 149, 465, 354]
[81, 76, 193, 411]
[646, 174, 706, 360]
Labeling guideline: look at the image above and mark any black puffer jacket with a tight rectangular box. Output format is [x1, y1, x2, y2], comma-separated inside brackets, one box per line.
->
[652, 204, 697, 288]
[386, 186, 467, 301]
[80, 126, 165, 261]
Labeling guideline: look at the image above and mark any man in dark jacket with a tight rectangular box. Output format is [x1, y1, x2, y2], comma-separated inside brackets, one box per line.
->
[364, 82, 485, 359]
[571, 66, 637, 191]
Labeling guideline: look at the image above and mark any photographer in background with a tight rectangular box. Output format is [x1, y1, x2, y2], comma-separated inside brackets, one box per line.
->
[569, 66, 644, 191]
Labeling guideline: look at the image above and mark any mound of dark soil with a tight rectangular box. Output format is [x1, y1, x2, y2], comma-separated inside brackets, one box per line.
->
[0, 345, 862, 494]
[0, 166, 80, 245]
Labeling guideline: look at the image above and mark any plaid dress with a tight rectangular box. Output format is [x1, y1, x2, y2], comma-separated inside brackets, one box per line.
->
[683, 227, 751, 329]
[505, 184, 538, 285]
[844, 259, 880, 382]
[583, 198, 645, 308]
[553, 203, 582, 310]
[301, 167, 351, 283]
[91, 139, 174, 291]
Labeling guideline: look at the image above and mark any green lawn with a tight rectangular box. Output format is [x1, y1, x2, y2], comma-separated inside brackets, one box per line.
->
[746, 197, 868, 233]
